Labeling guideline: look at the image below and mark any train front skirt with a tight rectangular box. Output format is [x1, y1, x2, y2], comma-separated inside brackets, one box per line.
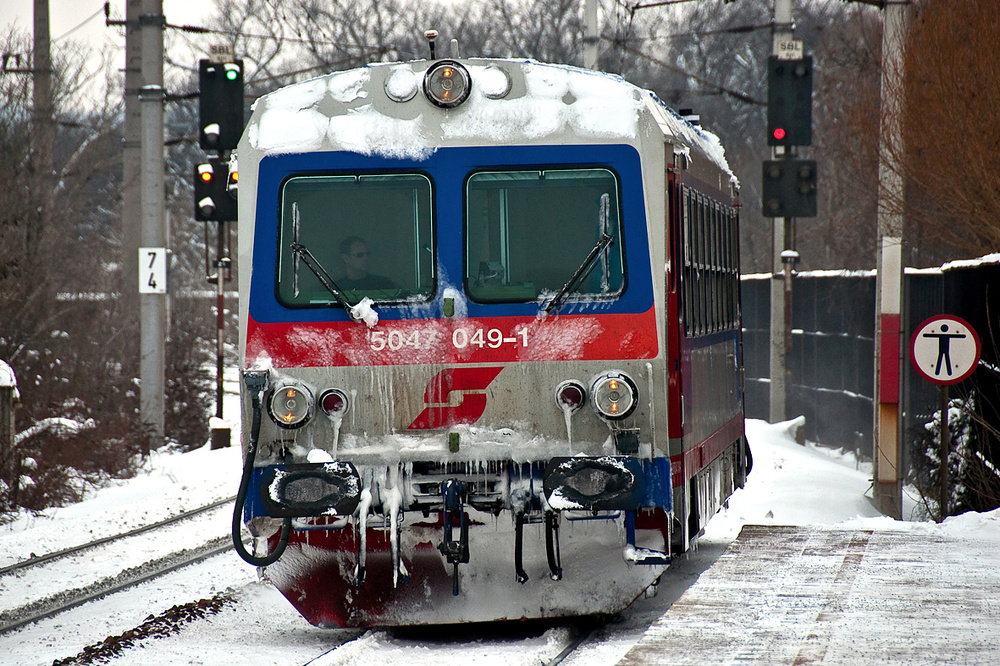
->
[262, 508, 669, 627]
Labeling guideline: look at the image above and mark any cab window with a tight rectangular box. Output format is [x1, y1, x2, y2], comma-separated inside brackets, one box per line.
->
[276, 173, 434, 306]
[465, 168, 624, 303]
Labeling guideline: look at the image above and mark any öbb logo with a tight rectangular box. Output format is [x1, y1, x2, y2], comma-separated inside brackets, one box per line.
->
[407, 367, 503, 430]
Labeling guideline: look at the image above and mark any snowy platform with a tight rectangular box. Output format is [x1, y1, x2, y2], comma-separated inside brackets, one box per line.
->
[619, 524, 1000, 664]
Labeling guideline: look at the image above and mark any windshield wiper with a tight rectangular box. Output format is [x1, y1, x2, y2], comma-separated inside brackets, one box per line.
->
[544, 233, 614, 315]
[289, 242, 355, 313]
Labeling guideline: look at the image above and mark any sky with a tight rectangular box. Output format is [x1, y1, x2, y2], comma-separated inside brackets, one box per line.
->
[0, 0, 215, 99]
[0, 1, 215, 52]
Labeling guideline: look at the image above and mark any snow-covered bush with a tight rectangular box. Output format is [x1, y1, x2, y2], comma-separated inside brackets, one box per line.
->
[909, 391, 1000, 522]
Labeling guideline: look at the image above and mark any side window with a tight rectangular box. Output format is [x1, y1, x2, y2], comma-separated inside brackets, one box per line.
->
[465, 168, 625, 303]
[682, 187, 694, 336]
[681, 186, 738, 336]
[276, 173, 434, 306]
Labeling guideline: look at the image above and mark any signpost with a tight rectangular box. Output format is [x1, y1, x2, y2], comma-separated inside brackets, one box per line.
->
[138, 247, 167, 295]
[910, 315, 981, 519]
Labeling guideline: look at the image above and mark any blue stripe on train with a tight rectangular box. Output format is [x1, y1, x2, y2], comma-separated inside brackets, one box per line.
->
[249, 144, 653, 323]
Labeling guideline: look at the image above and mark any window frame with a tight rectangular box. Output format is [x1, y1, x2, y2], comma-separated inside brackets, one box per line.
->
[462, 165, 628, 305]
[273, 170, 437, 309]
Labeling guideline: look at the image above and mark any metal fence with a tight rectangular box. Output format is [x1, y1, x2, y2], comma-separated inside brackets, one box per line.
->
[741, 257, 1000, 470]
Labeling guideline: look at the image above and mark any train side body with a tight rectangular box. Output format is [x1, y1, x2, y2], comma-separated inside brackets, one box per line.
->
[235, 59, 747, 627]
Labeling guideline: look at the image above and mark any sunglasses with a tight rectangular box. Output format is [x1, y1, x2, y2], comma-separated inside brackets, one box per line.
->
[348, 251, 370, 258]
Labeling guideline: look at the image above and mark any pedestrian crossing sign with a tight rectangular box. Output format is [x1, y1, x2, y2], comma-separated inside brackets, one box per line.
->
[910, 315, 980, 385]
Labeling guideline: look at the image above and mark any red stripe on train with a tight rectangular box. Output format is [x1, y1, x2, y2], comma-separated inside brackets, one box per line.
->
[245, 307, 658, 367]
[670, 414, 745, 488]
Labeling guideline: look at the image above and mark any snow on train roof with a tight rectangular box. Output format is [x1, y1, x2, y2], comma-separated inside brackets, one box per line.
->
[246, 59, 732, 177]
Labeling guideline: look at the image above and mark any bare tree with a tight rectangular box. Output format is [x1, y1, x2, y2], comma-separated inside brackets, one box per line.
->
[897, 0, 1000, 265]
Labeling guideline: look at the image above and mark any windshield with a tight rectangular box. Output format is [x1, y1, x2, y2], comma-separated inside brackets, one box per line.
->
[465, 168, 625, 303]
[276, 173, 434, 306]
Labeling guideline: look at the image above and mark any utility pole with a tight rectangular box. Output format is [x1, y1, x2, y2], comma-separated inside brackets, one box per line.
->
[30, 0, 54, 255]
[584, 0, 599, 70]
[139, 0, 167, 451]
[873, 1, 910, 520]
[121, 0, 142, 326]
[769, 0, 793, 424]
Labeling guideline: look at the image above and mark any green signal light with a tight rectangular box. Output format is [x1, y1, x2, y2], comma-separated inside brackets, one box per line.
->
[226, 70, 238, 81]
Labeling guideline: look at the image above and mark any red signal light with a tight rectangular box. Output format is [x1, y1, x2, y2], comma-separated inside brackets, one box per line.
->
[200, 171, 212, 182]
[773, 127, 786, 141]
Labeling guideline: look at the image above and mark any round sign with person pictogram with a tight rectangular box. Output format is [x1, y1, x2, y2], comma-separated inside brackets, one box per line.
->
[910, 315, 981, 385]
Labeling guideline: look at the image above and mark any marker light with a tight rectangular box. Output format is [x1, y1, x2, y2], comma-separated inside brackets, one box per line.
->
[423, 60, 471, 108]
[268, 383, 314, 428]
[320, 388, 350, 418]
[591, 372, 638, 420]
[555, 380, 587, 413]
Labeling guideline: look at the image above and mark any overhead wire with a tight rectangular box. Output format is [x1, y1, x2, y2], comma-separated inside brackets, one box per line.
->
[606, 34, 765, 106]
[53, 6, 107, 42]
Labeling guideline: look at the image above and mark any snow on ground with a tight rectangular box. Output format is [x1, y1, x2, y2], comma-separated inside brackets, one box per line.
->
[2, 414, 997, 665]
[0, 443, 242, 567]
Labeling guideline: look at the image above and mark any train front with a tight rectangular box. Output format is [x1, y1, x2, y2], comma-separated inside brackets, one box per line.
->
[235, 59, 674, 627]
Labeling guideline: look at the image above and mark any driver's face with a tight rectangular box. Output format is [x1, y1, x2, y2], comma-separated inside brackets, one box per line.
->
[342, 241, 370, 277]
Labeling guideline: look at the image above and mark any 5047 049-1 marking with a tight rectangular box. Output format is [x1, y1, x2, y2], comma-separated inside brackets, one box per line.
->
[368, 327, 529, 352]
[452, 327, 528, 349]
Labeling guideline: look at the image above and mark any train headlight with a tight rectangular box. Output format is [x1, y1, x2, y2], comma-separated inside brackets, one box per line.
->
[423, 60, 471, 108]
[319, 388, 350, 419]
[268, 383, 314, 428]
[590, 372, 638, 420]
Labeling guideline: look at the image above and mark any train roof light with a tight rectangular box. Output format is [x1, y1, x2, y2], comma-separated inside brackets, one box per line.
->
[268, 383, 314, 429]
[480, 65, 512, 100]
[424, 60, 471, 108]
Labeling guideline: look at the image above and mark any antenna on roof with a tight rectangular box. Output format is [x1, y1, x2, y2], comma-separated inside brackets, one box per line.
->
[425, 30, 439, 60]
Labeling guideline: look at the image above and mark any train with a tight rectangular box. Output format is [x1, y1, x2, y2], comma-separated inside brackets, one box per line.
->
[232, 54, 750, 627]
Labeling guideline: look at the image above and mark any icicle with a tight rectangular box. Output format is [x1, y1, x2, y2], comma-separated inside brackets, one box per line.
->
[354, 470, 373, 585]
[385, 466, 408, 587]
[330, 415, 343, 454]
[560, 401, 575, 450]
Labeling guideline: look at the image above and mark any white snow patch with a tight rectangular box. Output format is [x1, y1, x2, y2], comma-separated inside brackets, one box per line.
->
[8, 411, 1000, 665]
[349, 296, 379, 328]
[0, 359, 16, 389]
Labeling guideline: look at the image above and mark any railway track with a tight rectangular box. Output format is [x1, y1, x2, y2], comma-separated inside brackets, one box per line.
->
[0, 495, 235, 578]
[0, 536, 233, 635]
[302, 618, 603, 666]
[0, 496, 238, 636]
[543, 621, 599, 665]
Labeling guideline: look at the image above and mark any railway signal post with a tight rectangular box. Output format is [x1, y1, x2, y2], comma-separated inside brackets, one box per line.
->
[765, 0, 815, 424]
[196, 51, 243, 432]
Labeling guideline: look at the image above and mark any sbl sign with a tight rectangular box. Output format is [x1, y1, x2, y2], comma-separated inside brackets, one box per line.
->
[910, 315, 981, 385]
